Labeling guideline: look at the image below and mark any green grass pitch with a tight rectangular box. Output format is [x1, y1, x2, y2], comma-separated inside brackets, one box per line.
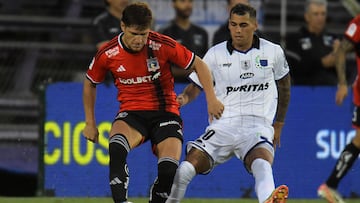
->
[0, 198, 359, 203]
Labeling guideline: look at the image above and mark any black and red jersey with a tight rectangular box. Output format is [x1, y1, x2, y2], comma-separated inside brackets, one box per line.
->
[344, 15, 360, 105]
[86, 31, 195, 115]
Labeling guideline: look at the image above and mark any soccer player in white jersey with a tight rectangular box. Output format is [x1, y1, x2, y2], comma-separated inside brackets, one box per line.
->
[166, 3, 291, 203]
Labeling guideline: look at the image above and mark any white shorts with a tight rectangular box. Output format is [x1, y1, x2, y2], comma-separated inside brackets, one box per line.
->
[186, 119, 275, 174]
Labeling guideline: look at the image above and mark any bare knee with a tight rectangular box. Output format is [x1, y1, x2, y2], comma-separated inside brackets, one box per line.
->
[245, 147, 273, 171]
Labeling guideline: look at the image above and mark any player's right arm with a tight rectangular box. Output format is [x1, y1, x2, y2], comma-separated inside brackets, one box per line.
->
[176, 83, 201, 107]
[191, 56, 224, 121]
[82, 51, 108, 143]
[335, 38, 353, 105]
[83, 79, 99, 143]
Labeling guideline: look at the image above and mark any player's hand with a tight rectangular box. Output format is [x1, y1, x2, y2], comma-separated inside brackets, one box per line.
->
[273, 121, 284, 150]
[335, 84, 348, 106]
[332, 39, 341, 53]
[83, 124, 99, 143]
[176, 93, 189, 107]
[208, 99, 224, 122]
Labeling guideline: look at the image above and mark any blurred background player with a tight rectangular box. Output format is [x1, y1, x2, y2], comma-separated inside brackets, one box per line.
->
[91, 0, 129, 84]
[158, 0, 208, 83]
[285, 0, 341, 85]
[92, 0, 129, 49]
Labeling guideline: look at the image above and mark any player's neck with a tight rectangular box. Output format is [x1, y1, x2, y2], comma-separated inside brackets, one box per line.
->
[232, 38, 253, 52]
[175, 17, 191, 30]
[307, 25, 324, 35]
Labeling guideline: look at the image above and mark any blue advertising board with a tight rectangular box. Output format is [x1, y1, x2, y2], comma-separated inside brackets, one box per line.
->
[44, 82, 360, 198]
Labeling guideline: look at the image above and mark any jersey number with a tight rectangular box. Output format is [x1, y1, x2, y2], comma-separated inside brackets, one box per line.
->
[202, 129, 215, 140]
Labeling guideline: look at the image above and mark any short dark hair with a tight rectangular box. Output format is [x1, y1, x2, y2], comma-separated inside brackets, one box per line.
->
[229, 3, 256, 19]
[122, 2, 153, 30]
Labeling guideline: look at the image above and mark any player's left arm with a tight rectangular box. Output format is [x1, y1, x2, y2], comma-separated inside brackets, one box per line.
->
[273, 73, 291, 149]
[335, 38, 353, 105]
[273, 62, 291, 148]
[275, 73, 291, 123]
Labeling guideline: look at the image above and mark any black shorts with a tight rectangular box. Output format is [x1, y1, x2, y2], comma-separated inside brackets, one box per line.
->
[113, 111, 183, 146]
[352, 105, 360, 128]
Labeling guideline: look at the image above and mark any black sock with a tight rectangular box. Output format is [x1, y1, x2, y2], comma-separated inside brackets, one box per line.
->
[109, 134, 130, 203]
[326, 142, 360, 189]
[149, 157, 179, 203]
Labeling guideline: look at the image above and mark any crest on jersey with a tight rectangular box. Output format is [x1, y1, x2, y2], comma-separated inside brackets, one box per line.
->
[147, 57, 160, 72]
[241, 60, 251, 70]
[255, 55, 269, 69]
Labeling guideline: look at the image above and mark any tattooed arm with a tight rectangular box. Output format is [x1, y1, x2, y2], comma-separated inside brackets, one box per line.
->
[273, 73, 291, 148]
[335, 38, 354, 105]
[275, 73, 291, 123]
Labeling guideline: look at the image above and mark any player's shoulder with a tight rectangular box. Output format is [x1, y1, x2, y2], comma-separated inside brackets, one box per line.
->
[209, 41, 227, 51]
[95, 35, 120, 59]
[259, 38, 282, 50]
[258, 38, 285, 58]
[148, 31, 177, 48]
[205, 41, 227, 58]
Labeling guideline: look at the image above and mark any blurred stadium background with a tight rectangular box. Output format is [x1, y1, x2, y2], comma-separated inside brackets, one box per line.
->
[0, 0, 356, 198]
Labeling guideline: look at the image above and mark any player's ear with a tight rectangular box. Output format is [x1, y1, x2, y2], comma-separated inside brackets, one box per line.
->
[120, 21, 126, 31]
[251, 18, 258, 30]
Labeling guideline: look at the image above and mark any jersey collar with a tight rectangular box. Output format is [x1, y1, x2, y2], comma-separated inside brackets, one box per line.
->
[118, 32, 145, 54]
[226, 34, 260, 54]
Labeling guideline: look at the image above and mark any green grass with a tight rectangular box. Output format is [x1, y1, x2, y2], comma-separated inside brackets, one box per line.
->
[0, 197, 359, 203]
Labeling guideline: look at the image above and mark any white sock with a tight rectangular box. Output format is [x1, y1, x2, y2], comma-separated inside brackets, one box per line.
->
[166, 161, 196, 203]
[251, 158, 275, 203]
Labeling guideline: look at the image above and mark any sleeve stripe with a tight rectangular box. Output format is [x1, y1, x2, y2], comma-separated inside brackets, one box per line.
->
[184, 53, 195, 70]
[86, 74, 101, 85]
[149, 32, 176, 48]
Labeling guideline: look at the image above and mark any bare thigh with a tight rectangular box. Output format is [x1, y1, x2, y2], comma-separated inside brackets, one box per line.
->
[186, 148, 211, 174]
[110, 120, 143, 149]
[155, 137, 182, 160]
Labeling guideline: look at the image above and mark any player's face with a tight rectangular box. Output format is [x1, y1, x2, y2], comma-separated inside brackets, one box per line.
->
[173, 0, 193, 19]
[228, 12, 257, 51]
[305, 3, 327, 34]
[121, 24, 150, 52]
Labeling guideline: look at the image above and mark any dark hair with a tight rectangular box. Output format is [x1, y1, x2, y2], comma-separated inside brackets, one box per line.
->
[122, 2, 153, 29]
[229, 3, 256, 19]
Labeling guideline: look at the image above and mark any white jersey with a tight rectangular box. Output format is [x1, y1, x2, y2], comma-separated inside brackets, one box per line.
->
[189, 36, 289, 125]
